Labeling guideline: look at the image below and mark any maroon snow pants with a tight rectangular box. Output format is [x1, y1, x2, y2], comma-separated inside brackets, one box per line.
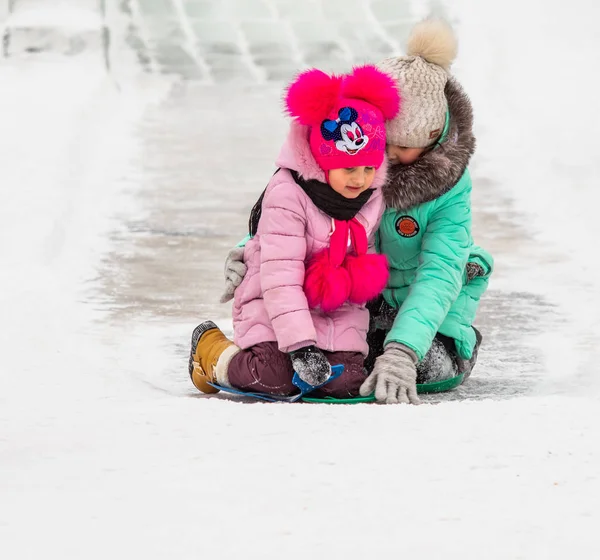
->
[228, 342, 367, 398]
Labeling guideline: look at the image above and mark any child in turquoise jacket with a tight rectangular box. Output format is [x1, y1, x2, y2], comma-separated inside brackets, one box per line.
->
[219, 19, 493, 405]
[359, 18, 493, 404]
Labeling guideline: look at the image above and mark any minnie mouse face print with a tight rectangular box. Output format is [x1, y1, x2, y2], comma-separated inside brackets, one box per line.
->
[321, 107, 369, 156]
[337, 121, 369, 155]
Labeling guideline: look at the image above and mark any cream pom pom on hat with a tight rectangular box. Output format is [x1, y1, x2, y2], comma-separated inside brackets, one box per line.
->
[378, 18, 458, 148]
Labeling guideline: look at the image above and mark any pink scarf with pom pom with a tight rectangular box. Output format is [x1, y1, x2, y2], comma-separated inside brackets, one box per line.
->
[288, 170, 389, 312]
[304, 216, 389, 313]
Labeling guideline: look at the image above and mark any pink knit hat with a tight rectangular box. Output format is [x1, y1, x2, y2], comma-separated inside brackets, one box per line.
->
[285, 65, 401, 172]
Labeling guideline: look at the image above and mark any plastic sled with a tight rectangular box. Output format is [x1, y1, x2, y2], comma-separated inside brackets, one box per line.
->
[302, 372, 466, 404]
[207, 364, 345, 402]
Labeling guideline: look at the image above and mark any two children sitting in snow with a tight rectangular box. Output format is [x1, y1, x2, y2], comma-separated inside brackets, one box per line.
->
[188, 19, 493, 405]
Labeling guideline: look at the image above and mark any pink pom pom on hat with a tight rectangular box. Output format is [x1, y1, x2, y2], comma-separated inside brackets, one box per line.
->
[285, 65, 401, 172]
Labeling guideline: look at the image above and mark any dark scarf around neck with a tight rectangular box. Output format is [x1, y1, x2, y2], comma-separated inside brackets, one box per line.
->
[249, 169, 374, 235]
[290, 170, 373, 221]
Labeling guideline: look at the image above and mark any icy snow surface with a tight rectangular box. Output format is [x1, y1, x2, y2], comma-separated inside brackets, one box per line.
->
[0, 1, 599, 558]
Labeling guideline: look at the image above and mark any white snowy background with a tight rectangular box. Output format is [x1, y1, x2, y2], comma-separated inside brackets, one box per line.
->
[1, 0, 599, 558]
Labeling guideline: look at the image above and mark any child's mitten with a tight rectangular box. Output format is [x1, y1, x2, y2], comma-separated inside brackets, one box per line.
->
[360, 342, 421, 404]
[290, 345, 332, 386]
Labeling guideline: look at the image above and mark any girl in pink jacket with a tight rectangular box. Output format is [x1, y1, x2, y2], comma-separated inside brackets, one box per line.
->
[189, 65, 400, 399]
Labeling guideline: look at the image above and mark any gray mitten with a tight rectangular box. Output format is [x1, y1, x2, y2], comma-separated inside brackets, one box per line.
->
[359, 342, 421, 404]
[219, 246, 247, 303]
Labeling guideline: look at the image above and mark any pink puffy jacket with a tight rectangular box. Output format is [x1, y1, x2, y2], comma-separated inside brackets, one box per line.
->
[232, 122, 387, 355]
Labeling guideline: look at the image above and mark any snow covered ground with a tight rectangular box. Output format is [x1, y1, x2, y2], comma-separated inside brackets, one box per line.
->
[1, 1, 599, 558]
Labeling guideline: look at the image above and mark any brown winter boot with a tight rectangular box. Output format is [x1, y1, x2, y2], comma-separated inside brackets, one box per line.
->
[188, 321, 239, 393]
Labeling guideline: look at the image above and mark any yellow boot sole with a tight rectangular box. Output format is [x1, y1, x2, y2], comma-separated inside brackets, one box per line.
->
[190, 361, 220, 394]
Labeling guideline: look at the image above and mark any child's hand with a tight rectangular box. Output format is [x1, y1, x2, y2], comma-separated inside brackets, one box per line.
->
[290, 346, 332, 386]
[360, 343, 421, 405]
[220, 246, 247, 303]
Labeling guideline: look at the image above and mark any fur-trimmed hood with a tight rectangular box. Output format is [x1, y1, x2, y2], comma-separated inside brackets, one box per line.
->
[276, 121, 388, 191]
[382, 77, 476, 209]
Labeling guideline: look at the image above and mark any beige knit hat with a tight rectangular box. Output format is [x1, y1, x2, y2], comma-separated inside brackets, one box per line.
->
[378, 18, 458, 148]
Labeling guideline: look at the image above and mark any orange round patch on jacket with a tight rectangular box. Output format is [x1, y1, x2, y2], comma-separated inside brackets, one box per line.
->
[396, 216, 419, 238]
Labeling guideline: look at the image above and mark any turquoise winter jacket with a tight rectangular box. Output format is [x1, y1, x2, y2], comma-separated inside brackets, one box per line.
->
[377, 78, 493, 361]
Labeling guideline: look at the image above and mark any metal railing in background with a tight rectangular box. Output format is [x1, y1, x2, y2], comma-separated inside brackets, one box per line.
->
[1, 0, 15, 56]
[99, 0, 109, 71]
